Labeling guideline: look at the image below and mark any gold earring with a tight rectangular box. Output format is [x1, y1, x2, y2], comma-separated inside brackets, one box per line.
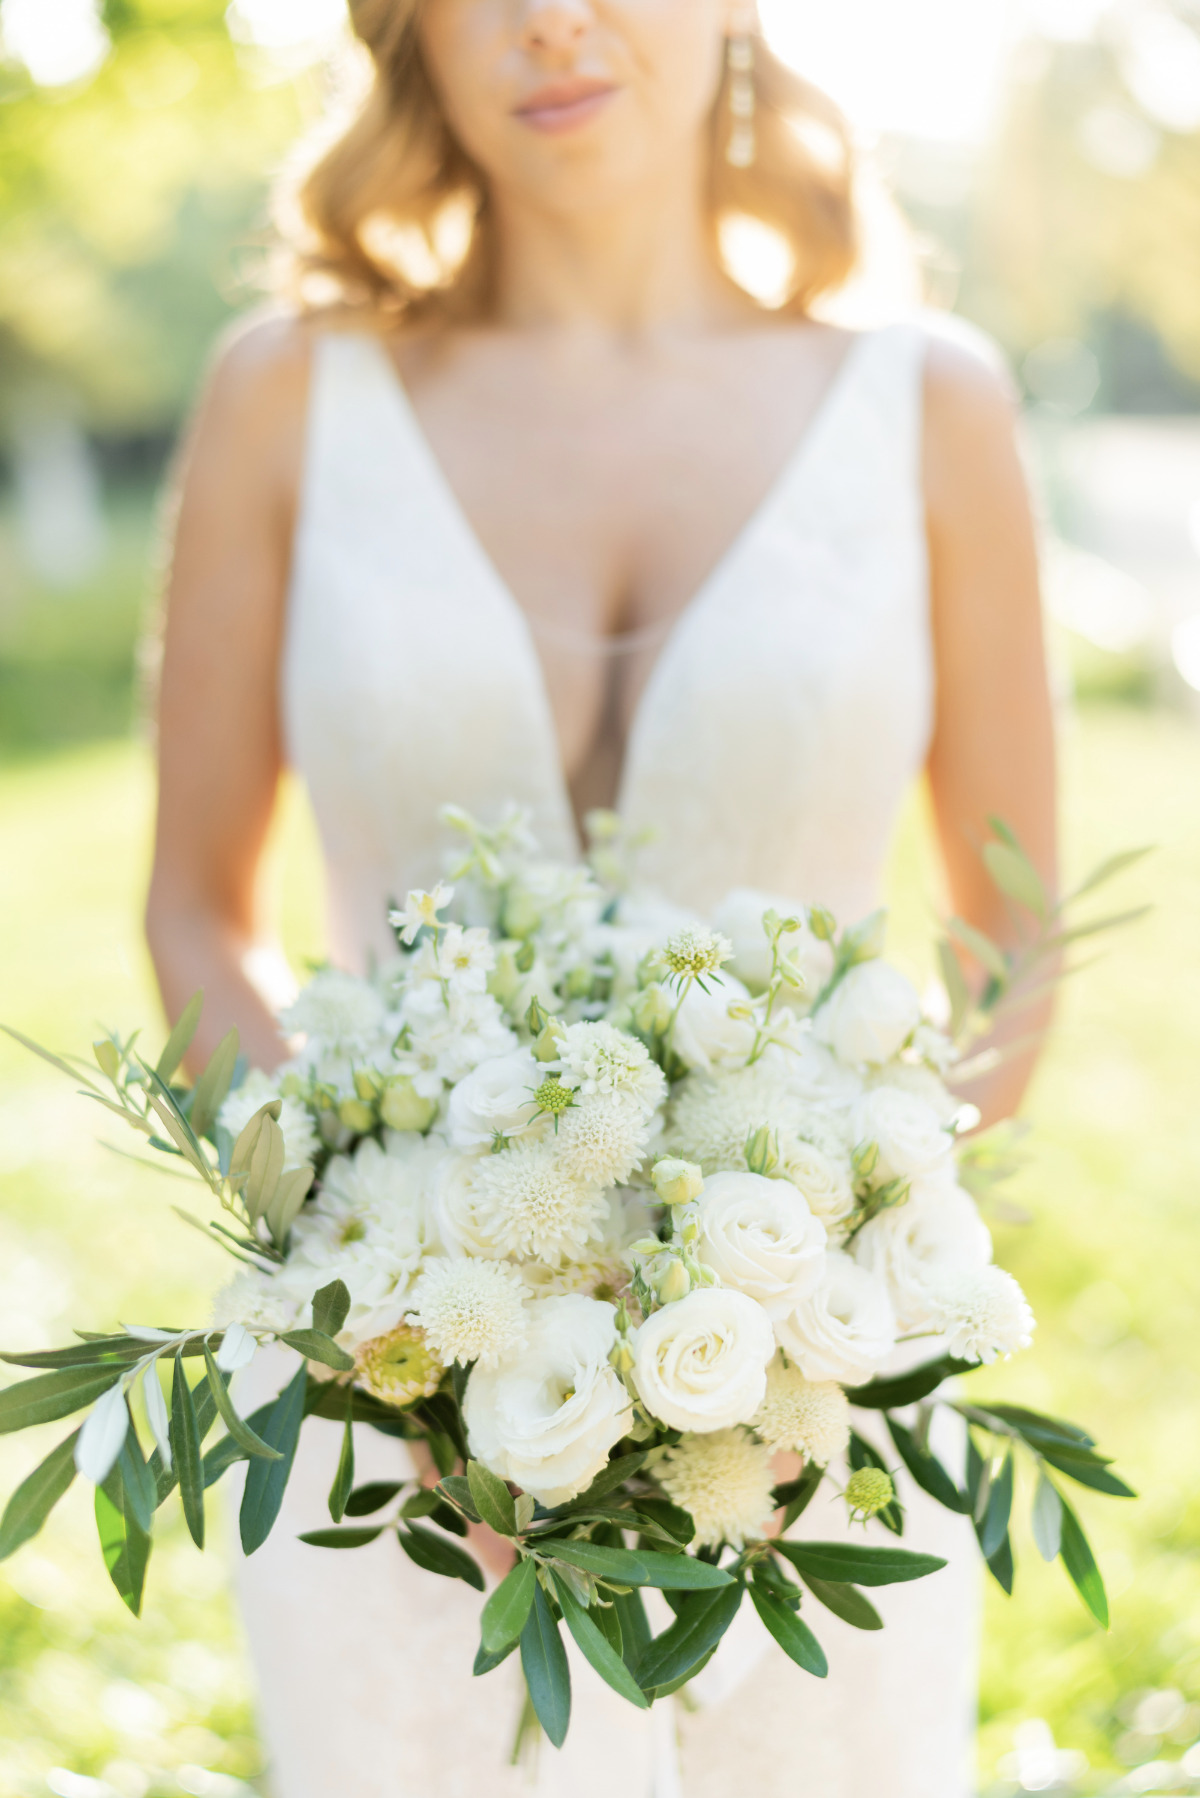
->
[726, 33, 756, 169]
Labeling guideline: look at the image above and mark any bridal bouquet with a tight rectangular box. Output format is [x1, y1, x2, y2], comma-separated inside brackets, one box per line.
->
[0, 807, 1140, 1746]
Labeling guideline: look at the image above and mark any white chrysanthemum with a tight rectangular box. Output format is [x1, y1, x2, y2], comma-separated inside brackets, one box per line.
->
[930, 1266, 1035, 1364]
[210, 1265, 302, 1336]
[408, 1257, 528, 1368]
[555, 1021, 667, 1107]
[281, 969, 388, 1052]
[656, 1429, 776, 1549]
[552, 1090, 654, 1186]
[219, 1072, 319, 1171]
[753, 1355, 851, 1463]
[469, 1139, 607, 1264]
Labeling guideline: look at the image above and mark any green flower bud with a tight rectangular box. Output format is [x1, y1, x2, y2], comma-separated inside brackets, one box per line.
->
[851, 1139, 880, 1180]
[93, 1038, 121, 1083]
[354, 1068, 382, 1103]
[655, 1259, 693, 1305]
[563, 964, 593, 999]
[338, 1097, 376, 1135]
[515, 939, 537, 973]
[488, 947, 523, 1006]
[652, 1158, 705, 1207]
[533, 1019, 565, 1064]
[379, 1077, 438, 1134]
[633, 983, 674, 1036]
[609, 1341, 636, 1377]
[807, 906, 838, 944]
[844, 1467, 896, 1522]
[533, 1076, 574, 1117]
[745, 1126, 780, 1178]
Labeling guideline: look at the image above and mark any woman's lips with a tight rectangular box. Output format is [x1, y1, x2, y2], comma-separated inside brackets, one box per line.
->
[513, 79, 619, 135]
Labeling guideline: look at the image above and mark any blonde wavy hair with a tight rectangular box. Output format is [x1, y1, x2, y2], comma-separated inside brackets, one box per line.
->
[282, 0, 861, 322]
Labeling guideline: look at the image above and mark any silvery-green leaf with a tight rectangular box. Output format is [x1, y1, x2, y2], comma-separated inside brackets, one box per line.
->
[229, 1102, 283, 1183]
[265, 1165, 314, 1246]
[215, 1323, 257, 1374]
[242, 1114, 285, 1224]
[140, 1361, 173, 1474]
[983, 840, 1047, 919]
[76, 1384, 132, 1485]
[1032, 1472, 1063, 1562]
[157, 989, 204, 1081]
[189, 1028, 240, 1141]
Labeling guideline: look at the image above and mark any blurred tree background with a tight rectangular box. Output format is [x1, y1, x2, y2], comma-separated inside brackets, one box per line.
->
[1, 3, 1199, 1796]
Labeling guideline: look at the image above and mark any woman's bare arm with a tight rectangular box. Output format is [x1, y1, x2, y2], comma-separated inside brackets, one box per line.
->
[924, 336, 1058, 1126]
[146, 316, 312, 1071]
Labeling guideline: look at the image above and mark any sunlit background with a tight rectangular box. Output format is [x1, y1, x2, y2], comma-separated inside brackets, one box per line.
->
[1, 4, 1199, 1797]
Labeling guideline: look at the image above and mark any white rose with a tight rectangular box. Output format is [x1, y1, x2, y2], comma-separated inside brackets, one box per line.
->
[633, 1286, 775, 1433]
[671, 970, 756, 1072]
[463, 1295, 633, 1505]
[446, 1048, 541, 1150]
[815, 961, 921, 1068]
[851, 1085, 954, 1183]
[854, 1176, 992, 1332]
[712, 888, 834, 1002]
[775, 1251, 896, 1385]
[695, 1171, 827, 1318]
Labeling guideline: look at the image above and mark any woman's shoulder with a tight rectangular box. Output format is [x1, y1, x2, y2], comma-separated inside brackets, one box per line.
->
[917, 313, 1019, 435]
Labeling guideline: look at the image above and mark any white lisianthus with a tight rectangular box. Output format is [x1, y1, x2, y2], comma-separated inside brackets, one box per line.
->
[463, 1295, 632, 1505]
[929, 1266, 1035, 1364]
[633, 1286, 775, 1433]
[219, 1072, 318, 1171]
[553, 1090, 656, 1187]
[775, 1251, 896, 1386]
[712, 888, 834, 1002]
[753, 1355, 851, 1463]
[469, 1139, 607, 1264]
[779, 1137, 855, 1228]
[695, 1171, 827, 1317]
[851, 1086, 954, 1183]
[853, 1176, 992, 1332]
[656, 1428, 776, 1548]
[433, 1155, 509, 1260]
[281, 969, 388, 1053]
[815, 961, 922, 1068]
[408, 1257, 528, 1368]
[446, 1047, 541, 1149]
[670, 970, 756, 1073]
[867, 1059, 959, 1125]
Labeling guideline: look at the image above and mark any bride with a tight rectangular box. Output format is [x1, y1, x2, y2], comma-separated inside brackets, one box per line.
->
[146, 1, 1056, 1793]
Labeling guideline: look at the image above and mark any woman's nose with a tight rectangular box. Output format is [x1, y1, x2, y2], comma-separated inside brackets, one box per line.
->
[519, 0, 593, 55]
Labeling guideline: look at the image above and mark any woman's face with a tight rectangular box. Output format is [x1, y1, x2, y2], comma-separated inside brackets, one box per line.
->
[418, 0, 741, 210]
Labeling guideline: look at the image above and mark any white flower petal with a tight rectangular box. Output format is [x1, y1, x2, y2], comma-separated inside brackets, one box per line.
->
[215, 1322, 258, 1372]
[75, 1382, 131, 1485]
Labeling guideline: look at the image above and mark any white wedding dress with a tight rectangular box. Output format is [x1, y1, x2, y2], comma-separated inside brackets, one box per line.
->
[232, 321, 979, 1797]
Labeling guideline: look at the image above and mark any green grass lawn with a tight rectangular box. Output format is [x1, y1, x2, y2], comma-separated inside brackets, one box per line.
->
[0, 705, 1197, 1796]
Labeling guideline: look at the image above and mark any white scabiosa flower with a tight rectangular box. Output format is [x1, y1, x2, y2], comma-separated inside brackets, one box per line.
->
[446, 1047, 542, 1149]
[210, 1266, 303, 1337]
[552, 1090, 655, 1187]
[219, 1072, 319, 1171]
[753, 1355, 851, 1463]
[929, 1266, 1035, 1364]
[281, 969, 388, 1054]
[851, 1085, 954, 1183]
[695, 1170, 827, 1317]
[775, 1251, 896, 1386]
[469, 1139, 607, 1264]
[666, 1065, 789, 1172]
[853, 1176, 993, 1333]
[656, 1428, 777, 1549]
[555, 1020, 668, 1109]
[815, 961, 921, 1068]
[664, 925, 734, 983]
[408, 1257, 528, 1368]
[463, 1295, 633, 1505]
[633, 1286, 775, 1433]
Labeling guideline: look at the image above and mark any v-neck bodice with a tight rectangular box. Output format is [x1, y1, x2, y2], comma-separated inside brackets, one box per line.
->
[282, 323, 933, 967]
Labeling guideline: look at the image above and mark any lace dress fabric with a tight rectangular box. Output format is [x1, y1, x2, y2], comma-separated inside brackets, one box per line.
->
[235, 322, 978, 1797]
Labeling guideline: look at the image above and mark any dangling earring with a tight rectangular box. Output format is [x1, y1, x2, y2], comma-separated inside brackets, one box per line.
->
[726, 32, 756, 169]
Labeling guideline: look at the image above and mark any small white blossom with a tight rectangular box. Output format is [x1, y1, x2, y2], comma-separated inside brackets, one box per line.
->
[390, 883, 455, 945]
[431, 923, 496, 994]
[409, 1257, 528, 1368]
[656, 1429, 776, 1548]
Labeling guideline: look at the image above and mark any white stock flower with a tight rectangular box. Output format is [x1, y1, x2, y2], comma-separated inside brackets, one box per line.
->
[633, 1286, 775, 1433]
[555, 1021, 667, 1108]
[552, 1090, 655, 1187]
[281, 969, 388, 1053]
[397, 984, 516, 1094]
[390, 882, 455, 945]
[446, 1047, 542, 1149]
[695, 1171, 827, 1317]
[408, 1257, 528, 1368]
[853, 1176, 993, 1332]
[815, 961, 921, 1068]
[670, 970, 756, 1073]
[469, 1139, 607, 1264]
[431, 923, 495, 994]
[775, 1251, 896, 1386]
[219, 1071, 318, 1171]
[463, 1295, 632, 1504]
[929, 1266, 1035, 1364]
[851, 1085, 954, 1183]
[711, 888, 834, 1001]
[656, 1429, 776, 1549]
[753, 1355, 851, 1463]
